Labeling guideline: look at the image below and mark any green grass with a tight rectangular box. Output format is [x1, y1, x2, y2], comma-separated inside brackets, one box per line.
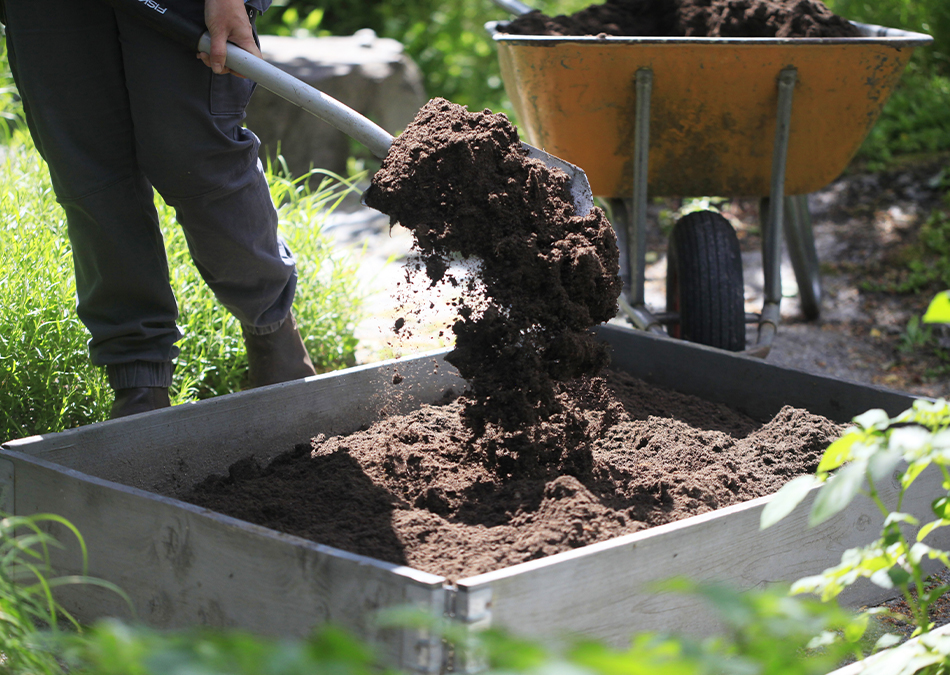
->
[0, 132, 365, 443]
[0, 512, 131, 675]
[0, 139, 110, 440]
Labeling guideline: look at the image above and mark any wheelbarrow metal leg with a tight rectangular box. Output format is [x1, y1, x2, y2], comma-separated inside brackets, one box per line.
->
[754, 66, 798, 355]
[631, 67, 653, 309]
[784, 194, 822, 320]
[620, 68, 665, 334]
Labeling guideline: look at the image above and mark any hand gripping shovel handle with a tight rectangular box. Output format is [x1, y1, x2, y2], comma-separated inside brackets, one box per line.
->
[99, 0, 394, 159]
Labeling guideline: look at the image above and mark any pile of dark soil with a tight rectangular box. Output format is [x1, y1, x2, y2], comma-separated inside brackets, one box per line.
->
[364, 98, 621, 431]
[186, 370, 842, 580]
[500, 0, 861, 38]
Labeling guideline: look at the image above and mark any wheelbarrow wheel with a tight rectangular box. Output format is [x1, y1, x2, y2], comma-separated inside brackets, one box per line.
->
[666, 210, 745, 351]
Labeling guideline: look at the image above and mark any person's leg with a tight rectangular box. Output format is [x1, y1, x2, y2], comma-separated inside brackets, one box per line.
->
[117, 3, 314, 385]
[4, 0, 180, 407]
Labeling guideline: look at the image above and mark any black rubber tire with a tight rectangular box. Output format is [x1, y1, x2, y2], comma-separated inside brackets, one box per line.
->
[666, 210, 745, 351]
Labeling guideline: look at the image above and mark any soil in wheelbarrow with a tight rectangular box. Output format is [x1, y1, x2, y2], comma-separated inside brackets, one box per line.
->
[184, 372, 843, 581]
[499, 0, 861, 39]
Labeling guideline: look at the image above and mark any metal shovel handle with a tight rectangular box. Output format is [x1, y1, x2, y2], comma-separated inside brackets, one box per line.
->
[100, 0, 394, 159]
[491, 0, 536, 16]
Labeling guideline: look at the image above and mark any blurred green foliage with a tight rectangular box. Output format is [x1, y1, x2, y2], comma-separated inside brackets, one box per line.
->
[825, 0, 949, 75]
[826, 0, 950, 166]
[257, 0, 588, 116]
[855, 69, 950, 169]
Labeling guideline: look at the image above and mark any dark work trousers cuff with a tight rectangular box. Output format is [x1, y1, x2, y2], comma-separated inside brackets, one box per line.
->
[106, 360, 175, 390]
[241, 313, 287, 336]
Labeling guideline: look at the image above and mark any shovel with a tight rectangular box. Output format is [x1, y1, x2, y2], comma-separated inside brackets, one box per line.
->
[101, 0, 594, 217]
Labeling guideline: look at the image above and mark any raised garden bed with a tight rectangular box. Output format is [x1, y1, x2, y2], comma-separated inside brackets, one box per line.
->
[2, 325, 945, 674]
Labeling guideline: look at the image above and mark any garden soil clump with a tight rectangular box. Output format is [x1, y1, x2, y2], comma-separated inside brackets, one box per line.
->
[499, 0, 861, 38]
[185, 372, 843, 581]
[363, 98, 621, 431]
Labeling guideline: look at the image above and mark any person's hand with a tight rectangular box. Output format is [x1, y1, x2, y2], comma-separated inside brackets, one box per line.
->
[198, 0, 261, 76]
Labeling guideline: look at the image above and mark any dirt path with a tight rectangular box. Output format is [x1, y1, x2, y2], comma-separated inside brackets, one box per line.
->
[324, 154, 949, 402]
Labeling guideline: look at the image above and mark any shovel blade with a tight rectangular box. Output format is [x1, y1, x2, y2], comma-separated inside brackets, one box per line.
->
[522, 142, 594, 217]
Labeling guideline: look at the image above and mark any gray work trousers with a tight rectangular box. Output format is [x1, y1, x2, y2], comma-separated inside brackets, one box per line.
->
[3, 0, 297, 389]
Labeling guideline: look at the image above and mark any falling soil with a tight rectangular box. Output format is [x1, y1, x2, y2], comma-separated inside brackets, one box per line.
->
[499, 0, 861, 38]
[185, 371, 843, 581]
[363, 98, 621, 431]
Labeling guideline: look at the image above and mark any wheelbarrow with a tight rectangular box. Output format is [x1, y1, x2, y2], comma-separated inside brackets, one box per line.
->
[486, 9, 932, 356]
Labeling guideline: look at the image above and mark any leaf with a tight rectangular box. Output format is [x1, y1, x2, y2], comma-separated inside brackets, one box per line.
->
[868, 447, 903, 483]
[923, 291, 950, 324]
[887, 567, 912, 587]
[809, 460, 867, 527]
[872, 633, 902, 652]
[760, 475, 820, 529]
[817, 433, 860, 474]
[902, 459, 931, 490]
[883, 512, 919, 527]
[882, 524, 902, 547]
[933, 497, 950, 519]
[888, 426, 932, 454]
[844, 612, 869, 642]
[909, 541, 949, 566]
[854, 409, 891, 431]
[931, 428, 950, 450]
[920, 584, 950, 606]
[917, 518, 950, 542]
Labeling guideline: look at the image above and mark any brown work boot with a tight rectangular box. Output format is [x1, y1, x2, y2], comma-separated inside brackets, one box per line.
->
[110, 387, 171, 419]
[243, 312, 317, 388]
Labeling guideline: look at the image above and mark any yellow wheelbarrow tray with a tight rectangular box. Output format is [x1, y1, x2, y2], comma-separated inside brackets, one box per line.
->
[486, 21, 932, 355]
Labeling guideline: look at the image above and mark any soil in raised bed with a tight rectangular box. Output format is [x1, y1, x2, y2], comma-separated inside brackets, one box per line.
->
[498, 0, 861, 38]
[185, 372, 843, 581]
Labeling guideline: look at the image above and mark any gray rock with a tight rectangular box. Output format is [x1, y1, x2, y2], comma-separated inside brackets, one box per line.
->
[245, 30, 426, 178]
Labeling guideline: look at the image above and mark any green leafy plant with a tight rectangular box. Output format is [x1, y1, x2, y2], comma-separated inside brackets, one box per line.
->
[763, 401, 950, 639]
[854, 70, 950, 170]
[826, 0, 950, 169]
[0, 136, 113, 440]
[257, 5, 328, 38]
